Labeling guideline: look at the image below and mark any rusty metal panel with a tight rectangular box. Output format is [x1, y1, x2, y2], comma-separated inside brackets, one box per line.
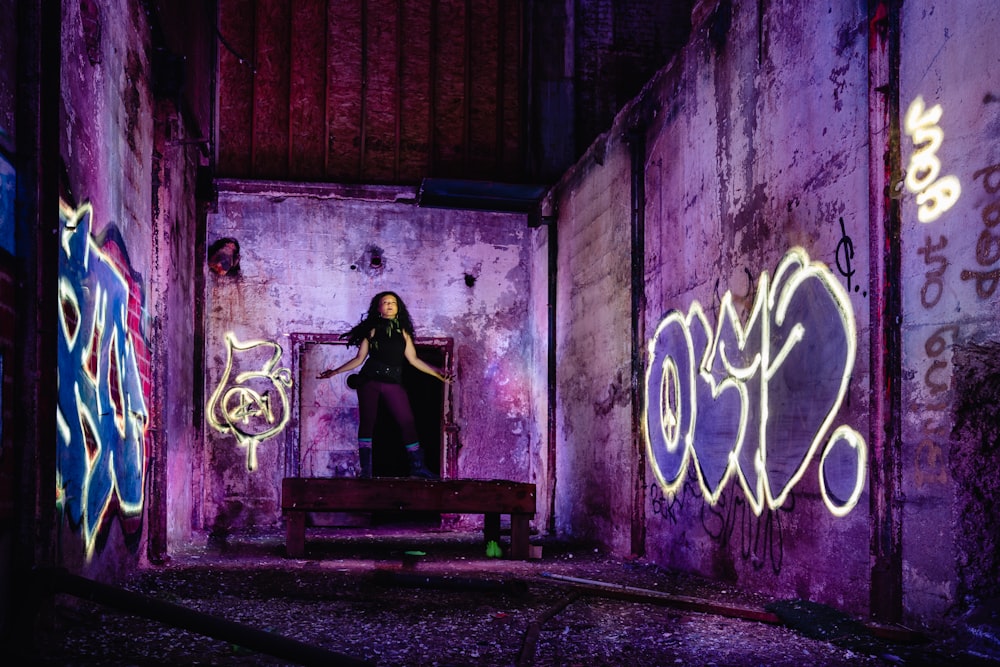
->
[432, 0, 468, 176]
[362, 0, 401, 181]
[399, 1, 433, 182]
[467, 0, 499, 179]
[216, 0, 523, 184]
[297, 341, 360, 478]
[217, 0, 255, 177]
[327, 0, 364, 181]
[289, 0, 328, 179]
[498, 0, 522, 178]
[252, 0, 291, 177]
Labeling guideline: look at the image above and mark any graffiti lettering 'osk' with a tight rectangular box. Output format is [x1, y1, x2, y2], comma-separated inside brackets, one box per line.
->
[207, 333, 292, 471]
[644, 247, 867, 517]
[57, 201, 149, 559]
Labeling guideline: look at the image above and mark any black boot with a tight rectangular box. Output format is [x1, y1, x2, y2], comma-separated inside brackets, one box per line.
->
[406, 446, 436, 479]
[358, 448, 372, 479]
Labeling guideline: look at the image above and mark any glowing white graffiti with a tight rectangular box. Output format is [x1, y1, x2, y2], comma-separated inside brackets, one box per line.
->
[57, 201, 149, 559]
[206, 333, 293, 470]
[644, 247, 867, 516]
[904, 96, 961, 223]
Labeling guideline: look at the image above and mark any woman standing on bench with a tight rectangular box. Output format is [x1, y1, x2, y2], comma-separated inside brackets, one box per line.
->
[317, 291, 451, 479]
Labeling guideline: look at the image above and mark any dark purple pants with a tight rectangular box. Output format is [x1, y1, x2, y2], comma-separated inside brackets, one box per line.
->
[356, 379, 419, 446]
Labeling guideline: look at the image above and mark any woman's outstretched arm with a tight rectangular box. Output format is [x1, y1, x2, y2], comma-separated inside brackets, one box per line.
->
[317, 337, 370, 378]
[403, 331, 451, 382]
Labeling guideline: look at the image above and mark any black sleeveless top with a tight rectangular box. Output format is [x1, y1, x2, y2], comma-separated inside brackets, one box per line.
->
[359, 319, 405, 383]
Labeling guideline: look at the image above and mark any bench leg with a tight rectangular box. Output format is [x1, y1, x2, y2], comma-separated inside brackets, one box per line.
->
[285, 512, 306, 558]
[484, 512, 500, 548]
[510, 514, 530, 559]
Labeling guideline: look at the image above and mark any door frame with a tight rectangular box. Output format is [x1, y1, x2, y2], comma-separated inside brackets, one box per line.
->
[285, 333, 457, 478]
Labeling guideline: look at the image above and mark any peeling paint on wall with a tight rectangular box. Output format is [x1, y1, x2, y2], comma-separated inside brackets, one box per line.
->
[56, 201, 150, 560]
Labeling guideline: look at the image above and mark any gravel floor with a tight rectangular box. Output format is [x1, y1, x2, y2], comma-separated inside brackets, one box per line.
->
[17, 525, 1000, 666]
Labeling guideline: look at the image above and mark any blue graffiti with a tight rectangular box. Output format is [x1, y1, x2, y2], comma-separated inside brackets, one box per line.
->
[57, 201, 149, 558]
[0, 153, 14, 253]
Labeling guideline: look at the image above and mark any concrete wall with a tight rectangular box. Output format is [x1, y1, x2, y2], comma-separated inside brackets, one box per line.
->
[149, 99, 201, 554]
[202, 183, 546, 536]
[548, 0, 999, 628]
[551, 133, 636, 553]
[898, 0, 1000, 620]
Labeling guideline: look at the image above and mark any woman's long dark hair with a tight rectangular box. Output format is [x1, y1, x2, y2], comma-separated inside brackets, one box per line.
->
[341, 290, 416, 346]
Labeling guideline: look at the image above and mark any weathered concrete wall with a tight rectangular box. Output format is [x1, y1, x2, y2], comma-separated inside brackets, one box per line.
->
[57, 0, 200, 579]
[528, 222, 554, 534]
[0, 253, 15, 633]
[203, 183, 543, 535]
[641, 0, 873, 615]
[898, 0, 1000, 622]
[549, 0, 999, 627]
[150, 100, 201, 553]
[556, 0, 873, 608]
[551, 136, 636, 554]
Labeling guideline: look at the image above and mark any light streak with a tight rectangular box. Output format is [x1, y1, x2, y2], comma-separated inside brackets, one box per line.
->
[904, 96, 961, 223]
[205, 333, 293, 471]
[644, 247, 867, 516]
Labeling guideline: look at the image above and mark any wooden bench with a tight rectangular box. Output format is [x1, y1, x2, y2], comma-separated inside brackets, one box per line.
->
[281, 478, 537, 559]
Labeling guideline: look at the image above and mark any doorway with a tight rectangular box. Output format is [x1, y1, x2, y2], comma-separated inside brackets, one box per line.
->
[371, 346, 446, 477]
[288, 334, 455, 482]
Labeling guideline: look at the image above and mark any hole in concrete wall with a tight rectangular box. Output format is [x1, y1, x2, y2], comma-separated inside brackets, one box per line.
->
[352, 245, 386, 276]
[464, 274, 476, 287]
[208, 237, 240, 276]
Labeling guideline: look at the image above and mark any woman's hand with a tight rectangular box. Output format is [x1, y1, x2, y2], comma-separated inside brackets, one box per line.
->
[318, 341, 369, 380]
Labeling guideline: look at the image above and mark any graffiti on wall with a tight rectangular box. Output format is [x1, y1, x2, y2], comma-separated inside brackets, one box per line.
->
[911, 160, 1000, 488]
[57, 201, 150, 559]
[206, 333, 292, 471]
[644, 247, 867, 518]
[648, 480, 792, 573]
[964, 162, 1000, 299]
[903, 96, 961, 224]
[834, 217, 862, 296]
[0, 153, 14, 254]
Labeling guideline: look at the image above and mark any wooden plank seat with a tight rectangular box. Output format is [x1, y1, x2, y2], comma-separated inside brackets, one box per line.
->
[281, 477, 537, 559]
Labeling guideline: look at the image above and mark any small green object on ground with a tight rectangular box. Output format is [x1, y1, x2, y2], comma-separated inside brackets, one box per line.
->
[486, 540, 502, 558]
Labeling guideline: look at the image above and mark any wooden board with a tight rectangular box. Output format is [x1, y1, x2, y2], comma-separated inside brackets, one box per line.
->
[282, 478, 536, 514]
[281, 477, 536, 559]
